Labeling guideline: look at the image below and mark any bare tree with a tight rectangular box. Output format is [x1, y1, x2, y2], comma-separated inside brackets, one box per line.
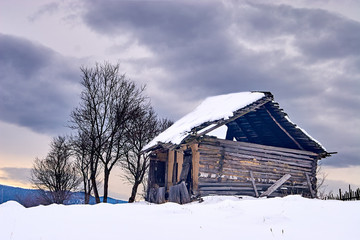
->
[70, 62, 145, 203]
[70, 132, 96, 204]
[122, 107, 173, 203]
[31, 136, 80, 204]
[316, 163, 328, 199]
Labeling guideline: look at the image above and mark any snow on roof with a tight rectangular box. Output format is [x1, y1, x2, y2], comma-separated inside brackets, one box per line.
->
[144, 91, 265, 150]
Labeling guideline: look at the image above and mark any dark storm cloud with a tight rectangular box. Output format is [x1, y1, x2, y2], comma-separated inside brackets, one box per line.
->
[237, 3, 360, 61]
[81, 1, 360, 167]
[0, 167, 31, 185]
[84, 1, 225, 47]
[0, 33, 80, 134]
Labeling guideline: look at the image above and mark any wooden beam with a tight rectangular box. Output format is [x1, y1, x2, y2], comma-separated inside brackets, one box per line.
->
[264, 106, 304, 150]
[306, 172, 316, 198]
[250, 171, 259, 197]
[260, 174, 291, 197]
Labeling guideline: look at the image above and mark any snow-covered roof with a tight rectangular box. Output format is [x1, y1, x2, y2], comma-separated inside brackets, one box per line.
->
[144, 91, 328, 155]
[144, 92, 265, 150]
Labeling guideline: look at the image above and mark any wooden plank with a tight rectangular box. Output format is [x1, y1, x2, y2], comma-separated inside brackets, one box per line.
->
[260, 174, 291, 197]
[306, 172, 316, 198]
[250, 171, 259, 197]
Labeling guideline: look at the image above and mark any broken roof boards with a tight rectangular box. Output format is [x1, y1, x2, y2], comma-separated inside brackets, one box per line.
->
[144, 91, 327, 156]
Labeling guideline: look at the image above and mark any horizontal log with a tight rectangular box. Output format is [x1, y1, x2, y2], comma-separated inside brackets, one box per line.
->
[199, 165, 312, 179]
[199, 182, 252, 187]
[199, 186, 255, 191]
[199, 152, 315, 172]
[199, 190, 257, 196]
[199, 144, 316, 164]
[199, 144, 315, 163]
[199, 161, 313, 178]
[224, 151, 314, 167]
[201, 137, 319, 156]
[198, 174, 307, 187]
[222, 157, 313, 171]
[198, 150, 315, 171]
[198, 182, 309, 189]
[222, 161, 313, 176]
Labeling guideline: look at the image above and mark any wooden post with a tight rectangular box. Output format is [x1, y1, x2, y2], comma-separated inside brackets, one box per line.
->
[339, 189, 342, 200]
[167, 150, 175, 189]
[191, 144, 200, 194]
[249, 171, 259, 198]
[305, 173, 316, 198]
[177, 150, 184, 182]
[260, 174, 291, 197]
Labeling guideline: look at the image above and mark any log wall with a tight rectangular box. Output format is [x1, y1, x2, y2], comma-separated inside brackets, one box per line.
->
[197, 137, 319, 197]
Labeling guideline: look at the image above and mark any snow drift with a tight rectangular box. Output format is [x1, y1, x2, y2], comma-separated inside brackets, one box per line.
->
[0, 196, 359, 240]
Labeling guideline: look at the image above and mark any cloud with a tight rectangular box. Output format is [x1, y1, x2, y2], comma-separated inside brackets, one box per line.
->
[28, 2, 59, 22]
[0, 33, 81, 134]
[80, 0, 360, 168]
[0, 167, 31, 185]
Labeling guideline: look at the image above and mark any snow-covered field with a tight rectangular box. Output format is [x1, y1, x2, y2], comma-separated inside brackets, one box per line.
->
[1, 195, 359, 240]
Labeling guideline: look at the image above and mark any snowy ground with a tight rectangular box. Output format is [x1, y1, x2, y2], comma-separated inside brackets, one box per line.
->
[1, 195, 359, 240]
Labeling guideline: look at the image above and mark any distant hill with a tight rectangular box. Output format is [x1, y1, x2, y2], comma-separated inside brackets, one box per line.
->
[0, 184, 126, 207]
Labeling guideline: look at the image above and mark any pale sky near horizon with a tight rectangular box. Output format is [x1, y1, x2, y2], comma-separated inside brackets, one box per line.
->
[0, 0, 359, 200]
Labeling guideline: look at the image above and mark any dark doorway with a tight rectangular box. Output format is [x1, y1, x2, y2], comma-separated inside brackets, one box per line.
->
[152, 160, 166, 187]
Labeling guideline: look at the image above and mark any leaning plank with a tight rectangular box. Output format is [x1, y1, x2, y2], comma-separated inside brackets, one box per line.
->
[306, 173, 316, 198]
[249, 171, 259, 197]
[169, 185, 181, 203]
[179, 181, 191, 204]
[156, 187, 166, 204]
[148, 187, 157, 203]
[169, 181, 191, 204]
[260, 174, 291, 197]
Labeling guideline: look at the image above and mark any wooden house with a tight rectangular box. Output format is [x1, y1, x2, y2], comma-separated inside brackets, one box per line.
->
[143, 92, 333, 204]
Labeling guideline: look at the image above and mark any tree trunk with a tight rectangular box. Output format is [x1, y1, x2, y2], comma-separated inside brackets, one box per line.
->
[85, 178, 92, 204]
[103, 168, 110, 203]
[128, 181, 140, 203]
[91, 174, 100, 203]
[85, 192, 90, 204]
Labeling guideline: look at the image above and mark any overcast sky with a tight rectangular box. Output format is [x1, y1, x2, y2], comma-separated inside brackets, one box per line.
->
[0, 0, 359, 199]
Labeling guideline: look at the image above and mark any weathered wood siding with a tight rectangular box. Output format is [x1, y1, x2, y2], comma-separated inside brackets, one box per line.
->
[197, 137, 319, 197]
